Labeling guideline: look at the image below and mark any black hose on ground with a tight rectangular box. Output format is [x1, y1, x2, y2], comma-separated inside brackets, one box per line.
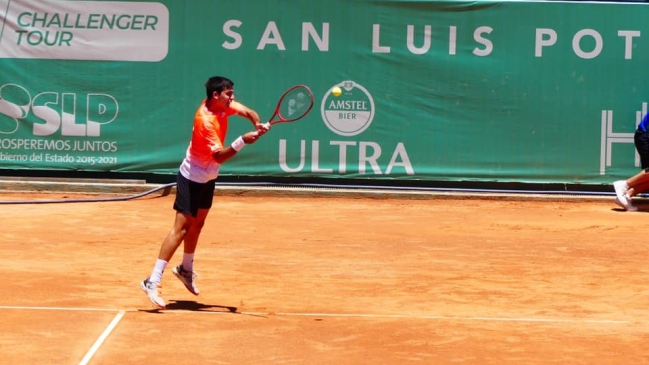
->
[0, 182, 176, 205]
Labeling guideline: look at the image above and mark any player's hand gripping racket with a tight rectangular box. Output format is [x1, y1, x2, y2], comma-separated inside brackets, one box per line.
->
[262, 85, 314, 129]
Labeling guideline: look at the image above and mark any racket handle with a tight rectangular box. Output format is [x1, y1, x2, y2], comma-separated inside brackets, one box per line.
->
[262, 122, 271, 129]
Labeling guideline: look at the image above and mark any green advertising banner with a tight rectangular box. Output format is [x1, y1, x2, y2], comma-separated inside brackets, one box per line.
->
[0, 0, 647, 184]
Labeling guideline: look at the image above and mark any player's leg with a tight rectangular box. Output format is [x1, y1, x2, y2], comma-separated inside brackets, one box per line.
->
[141, 210, 193, 308]
[629, 179, 649, 197]
[141, 173, 195, 308]
[173, 208, 209, 295]
[180, 207, 210, 261]
[626, 130, 649, 199]
[158, 211, 194, 262]
[173, 179, 215, 295]
[614, 130, 649, 210]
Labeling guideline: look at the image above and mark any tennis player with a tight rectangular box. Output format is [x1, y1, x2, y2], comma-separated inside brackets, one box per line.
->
[141, 76, 270, 309]
[613, 111, 649, 212]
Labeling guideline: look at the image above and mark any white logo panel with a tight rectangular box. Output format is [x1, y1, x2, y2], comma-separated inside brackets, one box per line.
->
[321, 80, 375, 137]
[0, 0, 169, 62]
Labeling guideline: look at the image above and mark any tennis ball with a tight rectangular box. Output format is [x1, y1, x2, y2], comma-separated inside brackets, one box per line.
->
[331, 86, 342, 97]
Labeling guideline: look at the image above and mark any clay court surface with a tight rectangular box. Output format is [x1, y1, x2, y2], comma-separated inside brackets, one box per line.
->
[0, 190, 647, 364]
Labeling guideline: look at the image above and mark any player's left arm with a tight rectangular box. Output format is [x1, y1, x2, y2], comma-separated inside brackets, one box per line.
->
[230, 101, 267, 133]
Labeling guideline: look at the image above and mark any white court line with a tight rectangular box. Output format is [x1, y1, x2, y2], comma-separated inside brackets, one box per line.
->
[78, 310, 125, 365]
[153, 310, 635, 325]
[271, 312, 631, 324]
[0, 305, 126, 312]
[0, 305, 635, 325]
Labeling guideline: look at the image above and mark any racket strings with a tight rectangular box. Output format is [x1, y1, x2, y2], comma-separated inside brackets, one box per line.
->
[278, 87, 313, 121]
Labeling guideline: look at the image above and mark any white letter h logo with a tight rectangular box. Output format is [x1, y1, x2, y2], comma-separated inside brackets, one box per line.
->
[600, 103, 644, 175]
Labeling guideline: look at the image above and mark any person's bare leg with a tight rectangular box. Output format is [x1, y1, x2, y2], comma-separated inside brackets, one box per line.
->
[626, 170, 649, 197]
[141, 211, 193, 309]
[172, 208, 210, 295]
[181, 208, 209, 256]
[158, 211, 193, 261]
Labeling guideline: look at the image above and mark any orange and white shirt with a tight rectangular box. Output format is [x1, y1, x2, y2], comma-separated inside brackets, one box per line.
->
[179, 100, 238, 183]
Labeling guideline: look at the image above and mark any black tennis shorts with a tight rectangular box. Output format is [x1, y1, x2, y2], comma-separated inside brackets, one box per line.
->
[173, 172, 216, 217]
[635, 129, 649, 170]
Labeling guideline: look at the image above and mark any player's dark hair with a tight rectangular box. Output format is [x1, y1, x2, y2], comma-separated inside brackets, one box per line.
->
[205, 76, 234, 99]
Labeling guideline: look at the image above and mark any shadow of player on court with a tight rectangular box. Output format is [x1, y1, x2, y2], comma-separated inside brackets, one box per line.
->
[139, 300, 267, 317]
[165, 300, 237, 312]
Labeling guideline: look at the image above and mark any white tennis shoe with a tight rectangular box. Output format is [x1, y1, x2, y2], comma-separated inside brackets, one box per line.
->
[172, 265, 200, 295]
[140, 277, 166, 309]
[614, 196, 638, 211]
[613, 180, 637, 211]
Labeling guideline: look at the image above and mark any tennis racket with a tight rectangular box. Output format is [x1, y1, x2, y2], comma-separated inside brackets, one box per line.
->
[263, 85, 314, 128]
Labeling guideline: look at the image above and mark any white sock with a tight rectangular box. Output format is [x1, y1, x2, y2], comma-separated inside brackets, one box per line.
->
[182, 252, 194, 272]
[149, 259, 168, 284]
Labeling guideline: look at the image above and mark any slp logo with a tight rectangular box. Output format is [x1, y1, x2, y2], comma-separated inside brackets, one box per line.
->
[0, 83, 118, 136]
[321, 80, 375, 137]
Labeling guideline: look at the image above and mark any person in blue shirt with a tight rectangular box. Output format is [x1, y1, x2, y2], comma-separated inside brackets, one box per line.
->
[613, 112, 649, 211]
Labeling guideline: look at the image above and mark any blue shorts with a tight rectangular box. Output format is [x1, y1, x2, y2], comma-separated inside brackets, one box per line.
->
[173, 172, 216, 217]
[635, 129, 649, 170]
